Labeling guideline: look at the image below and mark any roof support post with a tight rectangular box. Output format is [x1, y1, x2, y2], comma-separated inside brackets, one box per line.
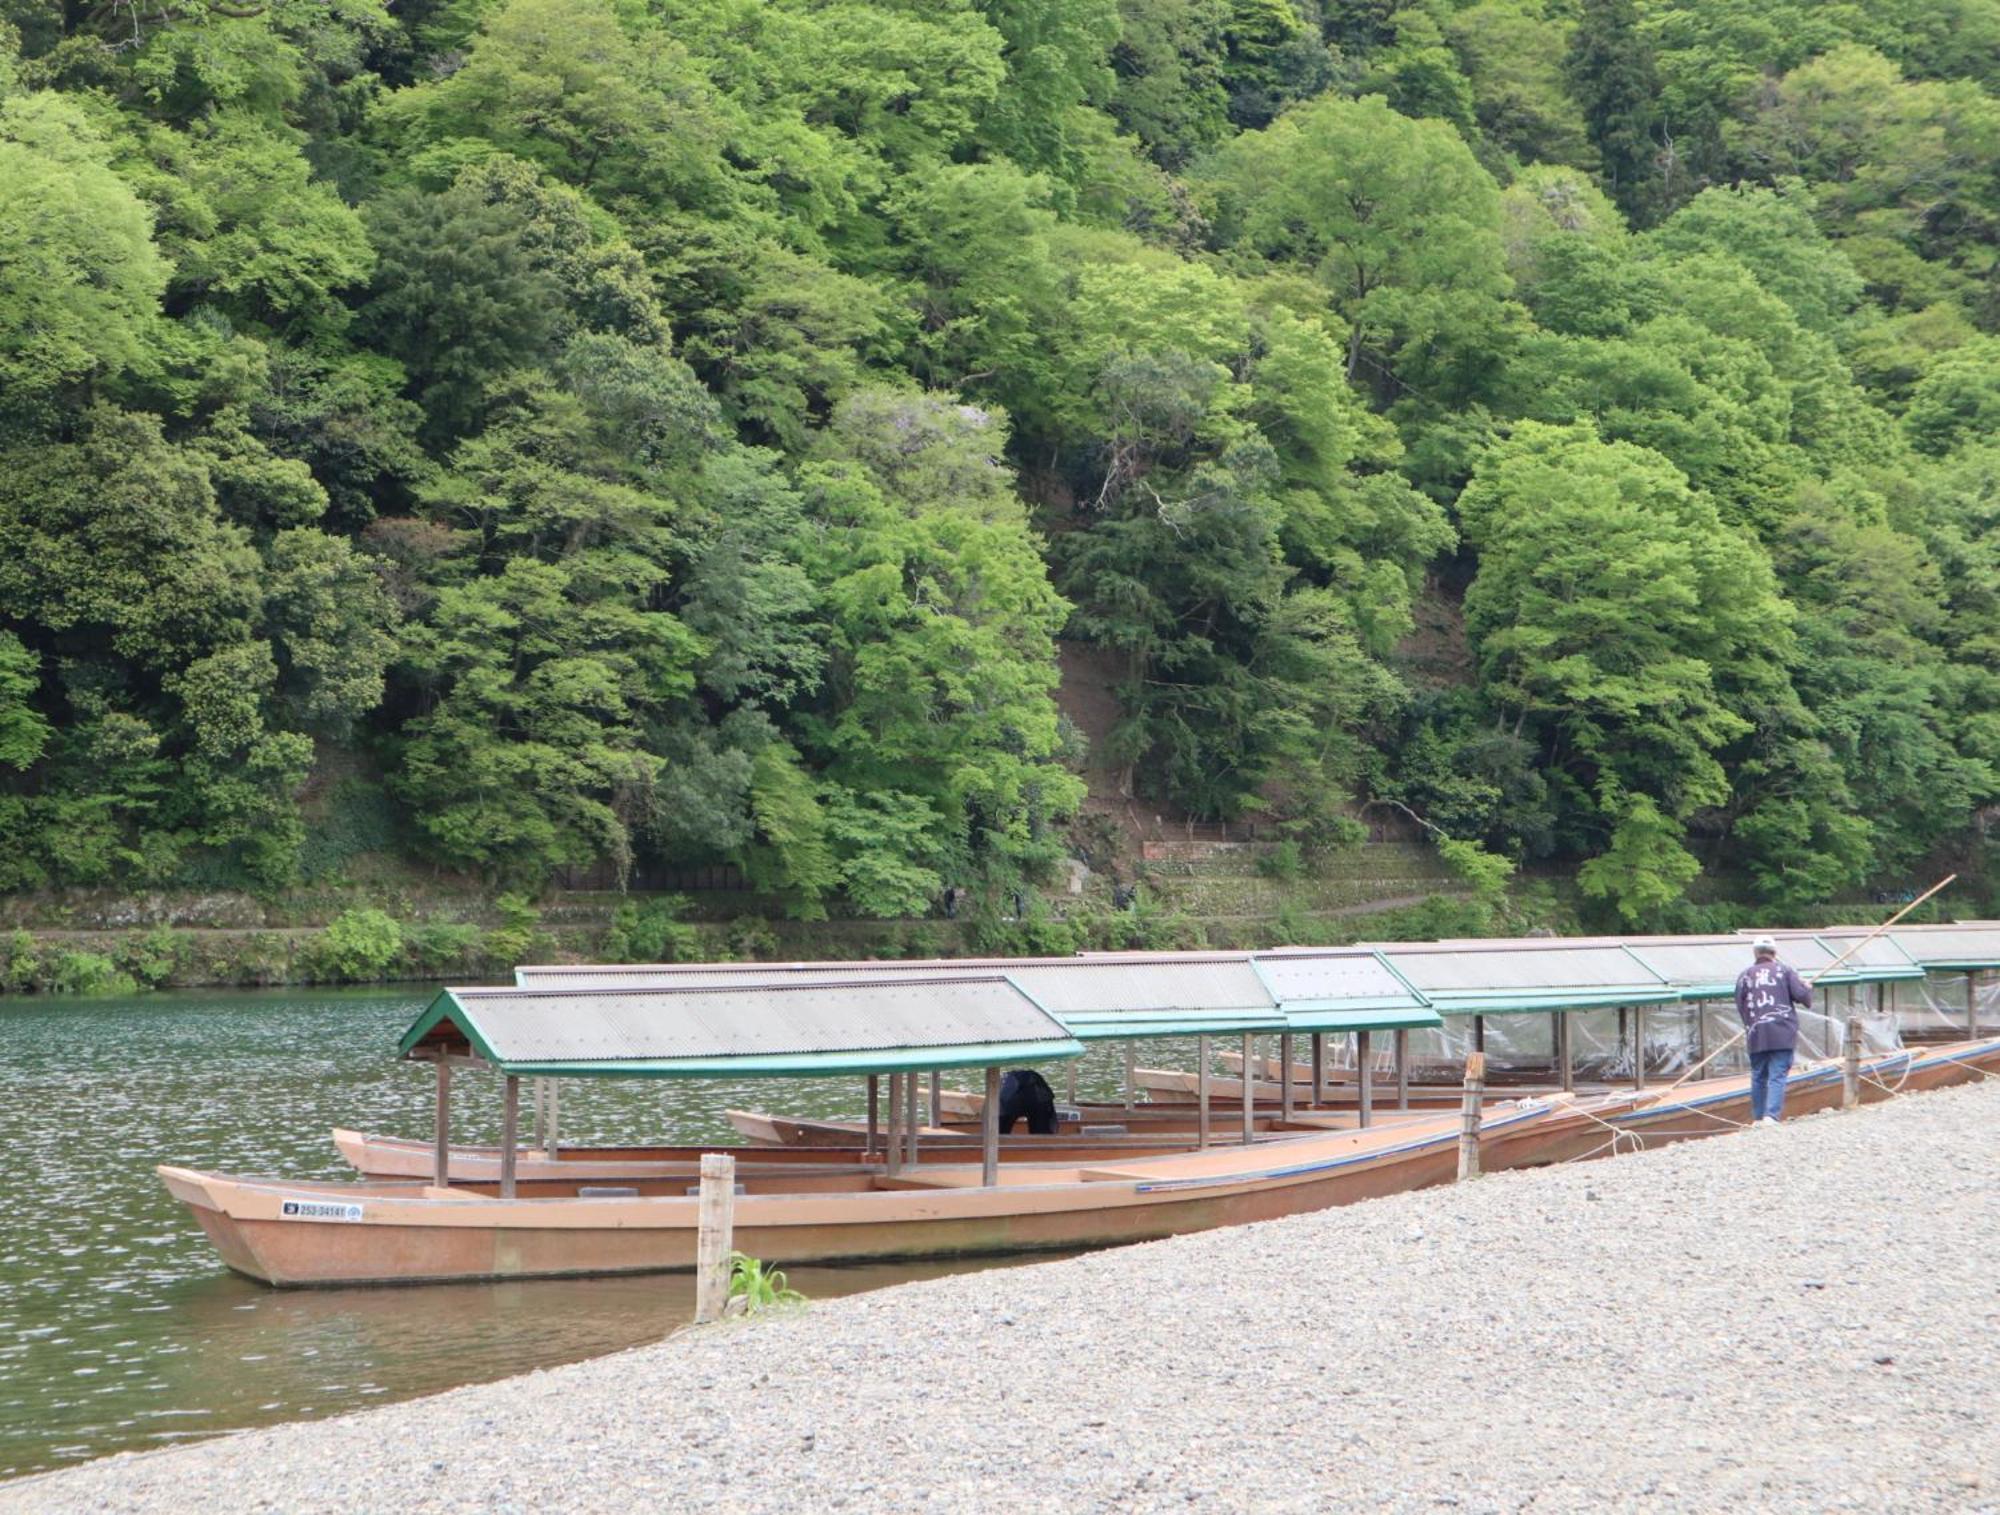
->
[544, 1080, 560, 1159]
[500, 1074, 520, 1199]
[866, 1075, 880, 1162]
[928, 1069, 941, 1128]
[1356, 1030, 1373, 1129]
[1631, 1006, 1646, 1091]
[1694, 1003, 1706, 1071]
[1473, 1014, 1486, 1053]
[1240, 1033, 1255, 1147]
[1557, 1011, 1573, 1094]
[1395, 1028, 1409, 1109]
[432, 1056, 452, 1186]
[884, 1073, 903, 1177]
[531, 1077, 546, 1151]
[1197, 1034, 1211, 1150]
[905, 1064, 920, 1168]
[1970, 969, 1981, 1037]
[1310, 1033, 1324, 1110]
[1066, 1060, 1078, 1106]
[1122, 1042, 1136, 1111]
[1279, 1032, 1294, 1124]
[981, 1065, 1000, 1187]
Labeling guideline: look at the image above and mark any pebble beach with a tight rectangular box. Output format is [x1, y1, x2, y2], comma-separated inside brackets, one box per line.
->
[7, 1078, 1997, 1514]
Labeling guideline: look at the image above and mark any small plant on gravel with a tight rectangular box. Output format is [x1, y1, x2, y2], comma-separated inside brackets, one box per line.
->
[727, 1253, 805, 1313]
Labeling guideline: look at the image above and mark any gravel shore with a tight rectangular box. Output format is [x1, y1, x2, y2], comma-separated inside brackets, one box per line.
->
[8, 1080, 1998, 1514]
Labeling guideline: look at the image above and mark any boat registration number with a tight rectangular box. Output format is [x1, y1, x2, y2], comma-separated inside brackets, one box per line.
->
[279, 1199, 365, 1223]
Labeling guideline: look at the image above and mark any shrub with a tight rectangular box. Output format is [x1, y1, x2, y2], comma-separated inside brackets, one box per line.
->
[481, 893, 541, 969]
[723, 916, 779, 961]
[311, 908, 405, 981]
[0, 928, 42, 993]
[603, 896, 698, 963]
[406, 922, 484, 976]
[47, 949, 139, 996]
[1257, 840, 1305, 881]
[117, 925, 187, 988]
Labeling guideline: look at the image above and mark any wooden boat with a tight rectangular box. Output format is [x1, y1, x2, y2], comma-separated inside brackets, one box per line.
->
[335, 1125, 1267, 1182]
[161, 1095, 1569, 1287]
[164, 1034, 2000, 1288]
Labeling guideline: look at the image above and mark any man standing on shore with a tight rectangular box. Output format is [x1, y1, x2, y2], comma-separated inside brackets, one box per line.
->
[1737, 936, 1812, 1126]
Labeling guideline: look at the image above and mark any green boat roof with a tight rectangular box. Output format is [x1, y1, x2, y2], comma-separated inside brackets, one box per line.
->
[399, 978, 1084, 1079]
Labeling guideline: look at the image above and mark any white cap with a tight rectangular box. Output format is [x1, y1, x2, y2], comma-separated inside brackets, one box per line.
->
[1752, 936, 1778, 955]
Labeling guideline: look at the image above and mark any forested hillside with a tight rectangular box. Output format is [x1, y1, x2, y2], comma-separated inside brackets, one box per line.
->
[2, 0, 1997, 934]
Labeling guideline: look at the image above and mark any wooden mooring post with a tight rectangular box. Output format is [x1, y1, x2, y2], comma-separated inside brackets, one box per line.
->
[1842, 1016, 1863, 1111]
[1456, 1052, 1485, 1182]
[693, 1152, 736, 1323]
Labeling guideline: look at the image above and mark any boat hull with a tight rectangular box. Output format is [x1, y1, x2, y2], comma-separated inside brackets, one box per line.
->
[169, 1036, 2000, 1289]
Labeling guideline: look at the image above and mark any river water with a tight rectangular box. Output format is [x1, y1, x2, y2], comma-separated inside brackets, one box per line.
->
[0, 988, 1155, 1480]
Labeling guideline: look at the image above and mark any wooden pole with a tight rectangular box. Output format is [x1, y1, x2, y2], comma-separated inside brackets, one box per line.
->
[1557, 1011, 1573, 1094]
[1631, 1006, 1646, 1091]
[904, 1064, 920, 1167]
[884, 1073, 902, 1177]
[981, 1065, 1001, 1187]
[1310, 1033, 1324, 1108]
[531, 1076, 546, 1151]
[1457, 1052, 1485, 1182]
[1696, 1001, 1708, 1067]
[1842, 1015, 1863, 1110]
[500, 1074, 520, 1199]
[545, 1080, 559, 1158]
[1473, 1014, 1486, 1053]
[1066, 1060, 1078, 1105]
[1356, 1030, 1373, 1129]
[432, 1056, 452, 1186]
[928, 1069, 942, 1128]
[1970, 969, 1981, 1038]
[1197, 1034, 1211, 1150]
[693, 1152, 736, 1324]
[1240, 1032, 1255, 1146]
[1123, 1042, 1136, 1111]
[1279, 1031, 1294, 1123]
[866, 1074, 879, 1161]
[1394, 1027, 1409, 1108]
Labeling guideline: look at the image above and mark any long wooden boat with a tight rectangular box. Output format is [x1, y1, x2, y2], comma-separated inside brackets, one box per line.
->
[162, 1034, 2000, 1288]
[335, 1125, 1265, 1182]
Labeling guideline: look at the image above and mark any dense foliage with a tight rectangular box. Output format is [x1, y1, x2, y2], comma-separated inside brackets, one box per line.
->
[2, 0, 1997, 924]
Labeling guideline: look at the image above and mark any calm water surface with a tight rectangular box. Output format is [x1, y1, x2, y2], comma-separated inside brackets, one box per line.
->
[0, 988, 1162, 1479]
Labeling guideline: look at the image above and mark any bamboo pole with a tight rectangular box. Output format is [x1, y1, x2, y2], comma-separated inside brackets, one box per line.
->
[693, 1152, 735, 1323]
[432, 1057, 452, 1186]
[1197, 1034, 1211, 1150]
[981, 1066, 1001, 1187]
[1457, 1052, 1485, 1182]
[499, 1075, 520, 1199]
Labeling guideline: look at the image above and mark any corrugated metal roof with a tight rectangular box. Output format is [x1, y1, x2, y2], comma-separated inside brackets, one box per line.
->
[1250, 950, 1419, 1008]
[399, 976, 1083, 1078]
[514, 955, 1289, 1037]
[1375, 943, 1674, 1014]
[1848, 926, 2000, 969]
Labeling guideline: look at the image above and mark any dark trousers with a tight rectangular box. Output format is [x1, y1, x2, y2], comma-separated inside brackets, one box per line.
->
[1749, 1047, 1795, 1121]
